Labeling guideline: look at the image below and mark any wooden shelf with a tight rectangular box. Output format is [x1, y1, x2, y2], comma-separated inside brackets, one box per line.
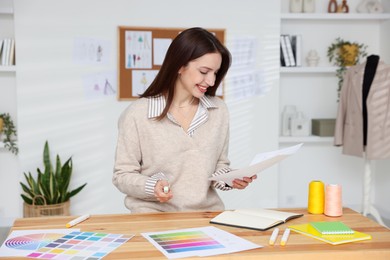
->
[279, 136, 334, 143]
[280, 66, 336, 73]
[281, 13, 390, 20]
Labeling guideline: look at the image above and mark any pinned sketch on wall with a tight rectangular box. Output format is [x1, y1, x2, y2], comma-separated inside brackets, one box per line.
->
[83, 71, 117, 99]
[228, 37, 257, 70]
[73, 37, 110, 65]
[125, 31, 152, 69]
[225, 70, 265, 100]
[224, 36, 270, 100]
[132, 70, 159, 97]
[118, 26, 225, 100]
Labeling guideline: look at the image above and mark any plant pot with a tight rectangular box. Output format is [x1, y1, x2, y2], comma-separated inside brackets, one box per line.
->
[339, 44, 358, 66]
[23, 199, 70, 218]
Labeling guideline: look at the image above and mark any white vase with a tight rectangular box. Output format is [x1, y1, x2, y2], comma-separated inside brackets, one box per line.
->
[357, 0, 383, 13]
[282, 105, 298, 136]
[290, 0, 303, 13]
[306, 50, 320, 67]
[303, 0, 316, 13]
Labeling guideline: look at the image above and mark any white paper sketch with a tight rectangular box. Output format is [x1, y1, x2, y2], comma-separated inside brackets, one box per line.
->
[125, 30, 152, 69]
[73, 37, 110, 65]
[83, 71, 117, 99]
[132, 70, 158, 97]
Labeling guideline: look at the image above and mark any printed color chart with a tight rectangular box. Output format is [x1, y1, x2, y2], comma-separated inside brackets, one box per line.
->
[149, 230, 225, 253]
[26, 231, 133, 259]
[142, 226, 261, 259]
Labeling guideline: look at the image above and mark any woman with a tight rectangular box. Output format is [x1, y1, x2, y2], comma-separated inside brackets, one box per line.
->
[113, 27, 256, 213]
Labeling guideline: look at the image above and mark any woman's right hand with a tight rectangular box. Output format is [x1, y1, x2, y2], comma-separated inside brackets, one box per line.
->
[154, 180, 173, 203]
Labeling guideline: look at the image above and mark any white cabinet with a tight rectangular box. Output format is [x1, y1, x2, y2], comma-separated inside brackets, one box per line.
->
[277, 1, 390, 223]
[279, 11, 390, 143]
[0, 4, 16, 150]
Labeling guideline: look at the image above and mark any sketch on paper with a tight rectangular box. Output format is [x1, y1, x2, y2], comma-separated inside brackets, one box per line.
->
[132, 70, 159, 97]
[83, 71, 117, 99]
[73, 37, 110, 65]
[125, 31, 152, 69]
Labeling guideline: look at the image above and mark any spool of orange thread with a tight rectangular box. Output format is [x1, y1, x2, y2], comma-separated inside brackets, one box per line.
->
[324, 184, 343, 217]
[308, 180, 325, 214]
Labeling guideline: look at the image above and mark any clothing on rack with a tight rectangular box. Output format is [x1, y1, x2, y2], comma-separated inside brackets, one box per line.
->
[362, 55, 380, 146]
[334, 55, 390, 160]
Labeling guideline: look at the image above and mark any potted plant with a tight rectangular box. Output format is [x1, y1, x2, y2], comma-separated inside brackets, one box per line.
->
[327, 37, 368, 100]
[0, 113, 18, 155]
[20, 141, 87, 217]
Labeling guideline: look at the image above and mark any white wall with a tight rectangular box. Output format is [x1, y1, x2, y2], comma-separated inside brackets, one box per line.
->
[2, 0, 280, 222]
[1, 0, 388, 227]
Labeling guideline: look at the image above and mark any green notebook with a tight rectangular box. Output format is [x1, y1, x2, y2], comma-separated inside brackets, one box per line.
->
[310, 221, 354, 235]
[289, 223, 371, 245]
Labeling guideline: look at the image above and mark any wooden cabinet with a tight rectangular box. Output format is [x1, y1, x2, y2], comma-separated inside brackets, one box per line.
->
[0, 5, 16, 150]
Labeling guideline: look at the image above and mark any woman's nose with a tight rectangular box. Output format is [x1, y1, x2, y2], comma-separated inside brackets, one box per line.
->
[205, 73, 216, 86]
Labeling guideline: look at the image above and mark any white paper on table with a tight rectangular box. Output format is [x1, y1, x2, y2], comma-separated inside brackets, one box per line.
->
[141, 226, 261, 259]
[209, 143, 303, 186]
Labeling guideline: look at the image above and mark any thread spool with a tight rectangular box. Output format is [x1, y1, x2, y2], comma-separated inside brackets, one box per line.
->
[324, 184, 343, 217]
[308, 180, 325, 214]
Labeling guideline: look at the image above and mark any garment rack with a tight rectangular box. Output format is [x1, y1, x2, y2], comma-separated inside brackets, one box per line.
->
[363, 156, 386, 227]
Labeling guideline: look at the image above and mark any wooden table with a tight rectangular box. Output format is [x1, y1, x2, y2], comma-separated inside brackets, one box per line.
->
[6, 208, 390, 259]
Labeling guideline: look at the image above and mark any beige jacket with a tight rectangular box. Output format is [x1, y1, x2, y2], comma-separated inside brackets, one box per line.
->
[334, 61, 390, 159]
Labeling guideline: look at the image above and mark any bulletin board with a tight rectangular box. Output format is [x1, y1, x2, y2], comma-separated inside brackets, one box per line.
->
[117, 26, 225, 100]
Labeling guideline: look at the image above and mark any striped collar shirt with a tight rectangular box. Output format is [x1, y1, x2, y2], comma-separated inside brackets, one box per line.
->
[147, 95, 218, 137]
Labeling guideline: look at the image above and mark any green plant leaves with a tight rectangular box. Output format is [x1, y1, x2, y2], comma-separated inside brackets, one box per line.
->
[327, 37, 368, 101]
[19, 141, 87, 205]
[0, 113, 18, 155]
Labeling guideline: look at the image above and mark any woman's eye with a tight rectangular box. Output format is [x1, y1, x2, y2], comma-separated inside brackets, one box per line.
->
[200, 71, 207, 75]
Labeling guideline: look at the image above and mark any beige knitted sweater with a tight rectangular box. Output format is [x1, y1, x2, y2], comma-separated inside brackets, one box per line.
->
[113, 96, 230, 213]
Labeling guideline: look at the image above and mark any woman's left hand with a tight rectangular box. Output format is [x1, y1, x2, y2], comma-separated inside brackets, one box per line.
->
[232, 175, 257, 189]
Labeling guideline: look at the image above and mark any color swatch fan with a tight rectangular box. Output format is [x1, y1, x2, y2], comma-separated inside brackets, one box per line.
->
[0, 229, 78, 258]
[5, 233, 66, 251]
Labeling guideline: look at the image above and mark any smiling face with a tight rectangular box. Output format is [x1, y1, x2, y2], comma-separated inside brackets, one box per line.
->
[176, 52, 222, 98]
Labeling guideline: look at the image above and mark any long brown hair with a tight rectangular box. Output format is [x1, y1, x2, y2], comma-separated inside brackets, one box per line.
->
[140, 27, 231, 120]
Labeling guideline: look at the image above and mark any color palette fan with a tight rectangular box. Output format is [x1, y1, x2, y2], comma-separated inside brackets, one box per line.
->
[5, 233, 68, 251]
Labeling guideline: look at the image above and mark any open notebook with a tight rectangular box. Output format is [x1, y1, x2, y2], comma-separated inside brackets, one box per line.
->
[210, 209, 303, 231]
[289, 223, 371, 245]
